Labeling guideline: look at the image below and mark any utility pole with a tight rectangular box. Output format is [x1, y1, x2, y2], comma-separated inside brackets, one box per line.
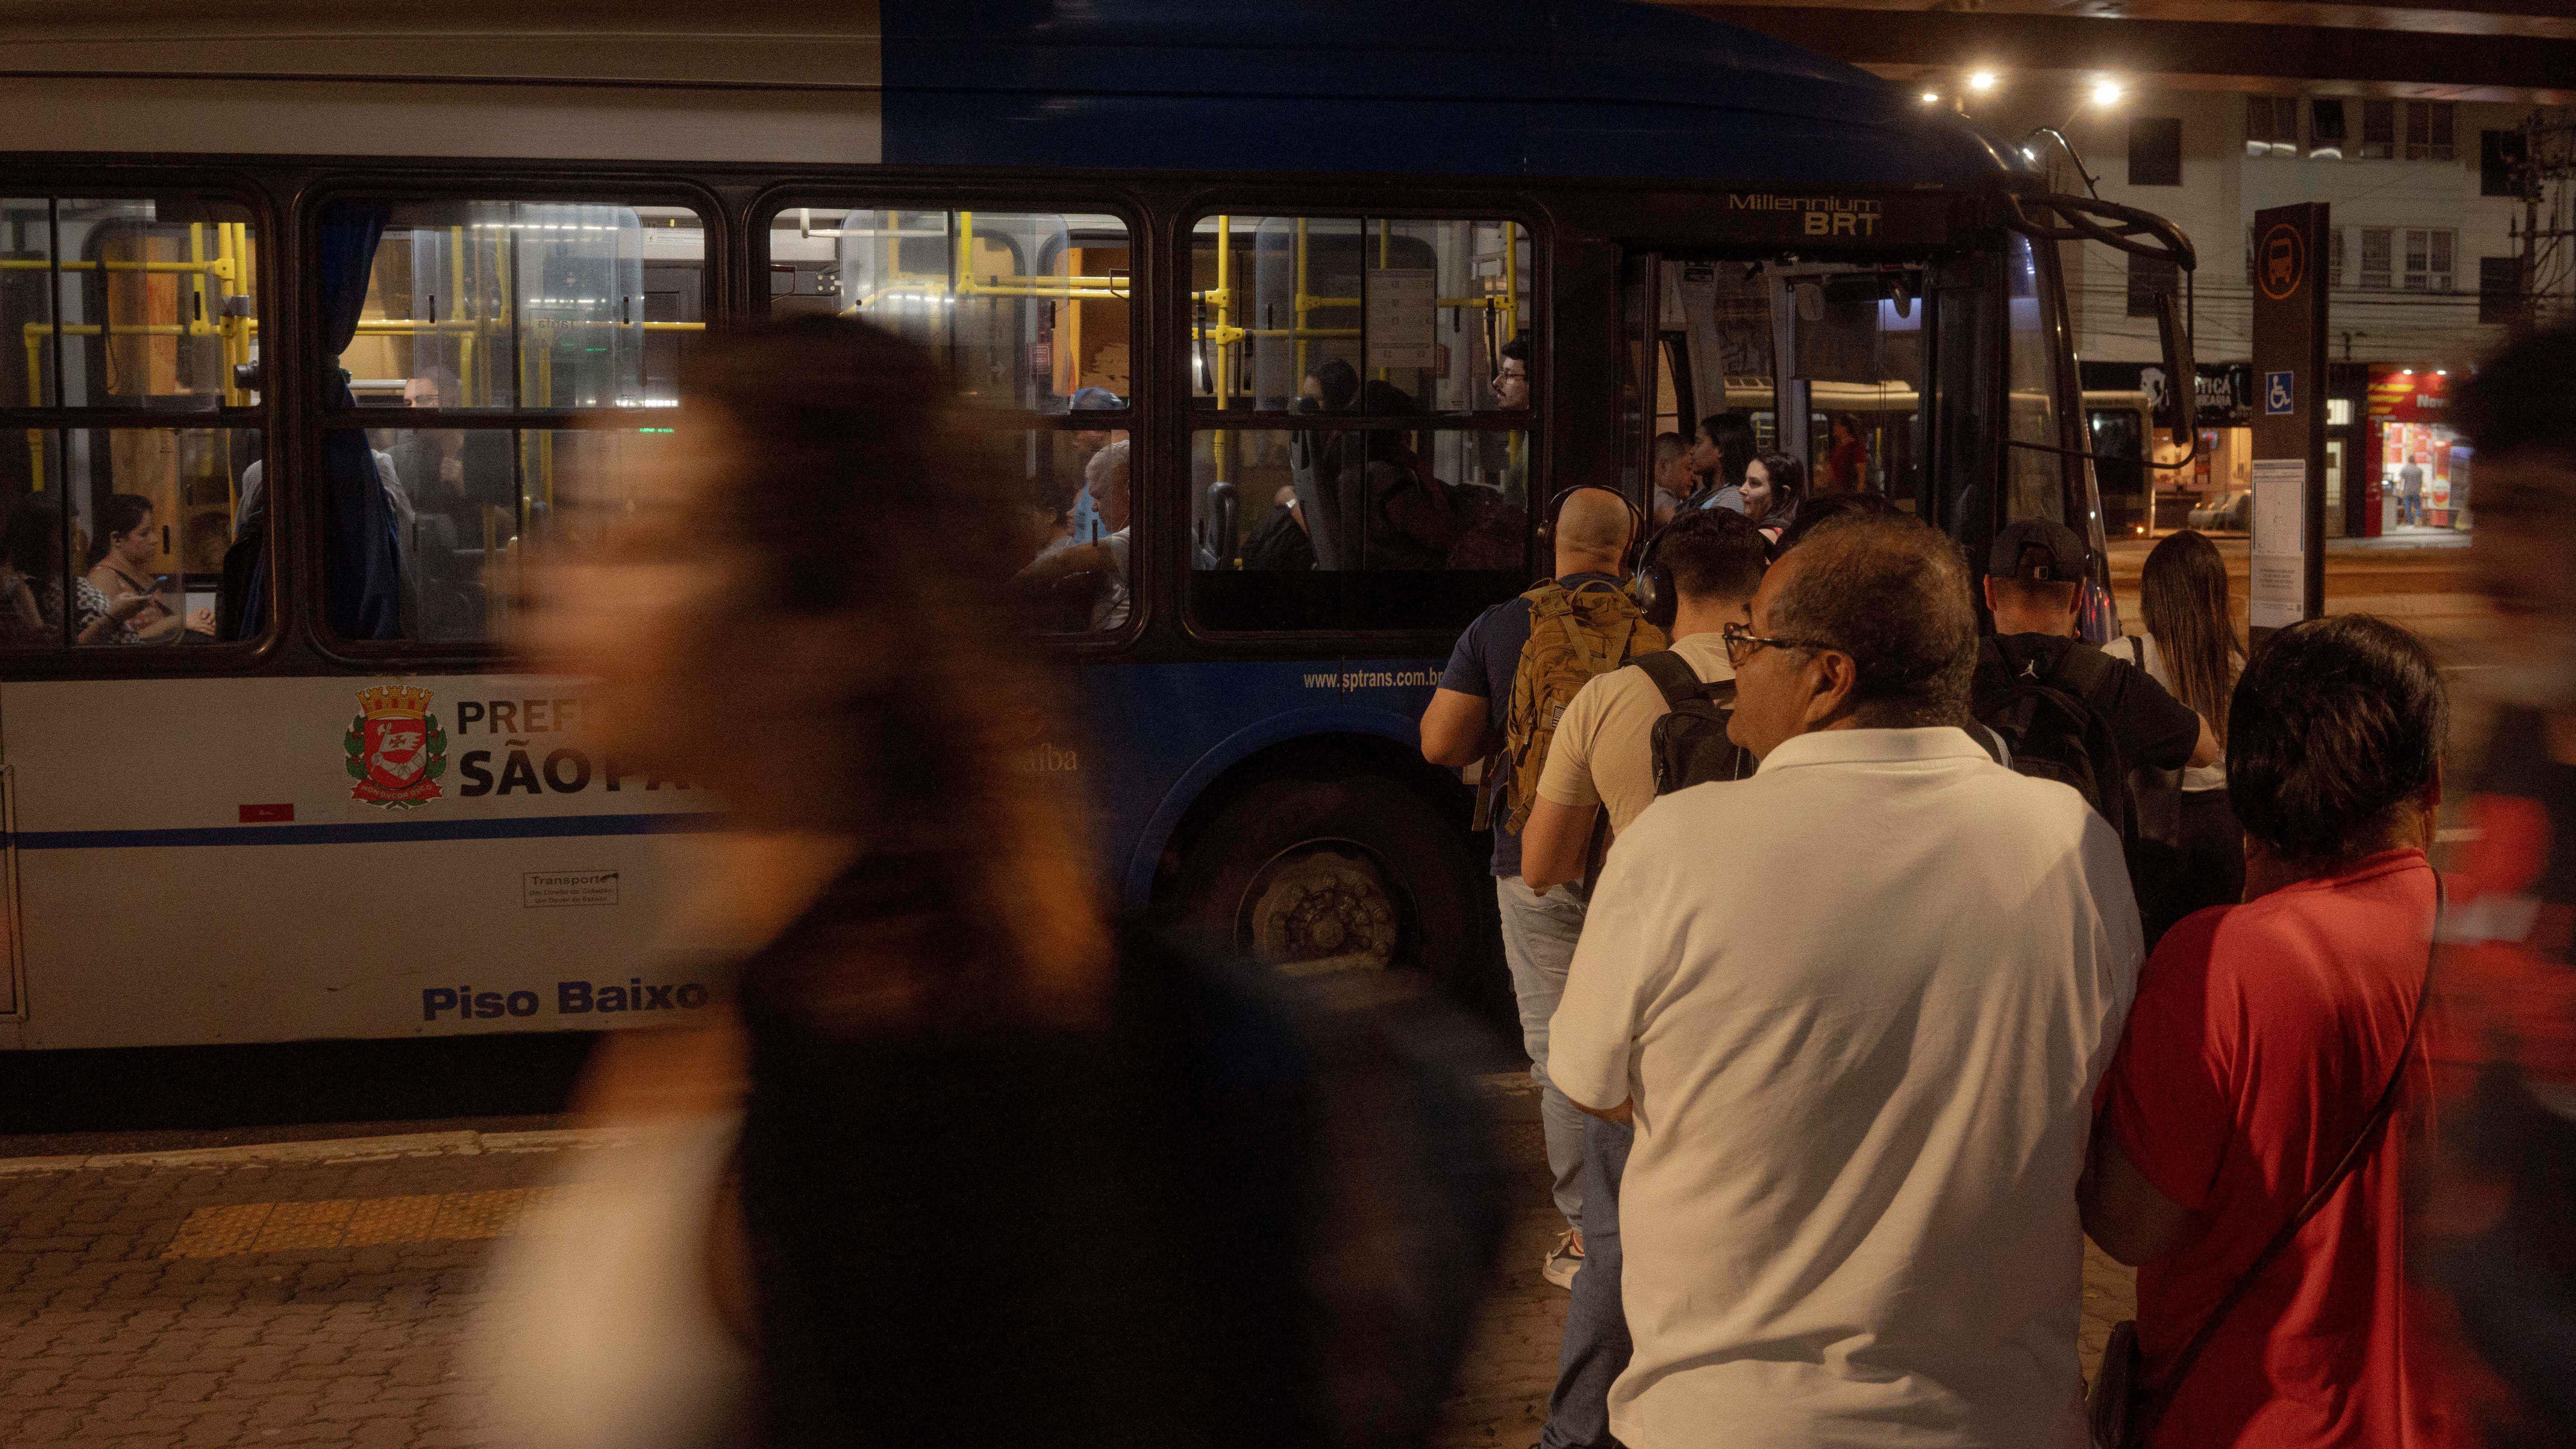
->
[2509, 114, 2576, 332]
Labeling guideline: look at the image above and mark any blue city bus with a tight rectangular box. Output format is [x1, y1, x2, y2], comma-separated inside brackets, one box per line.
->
[0, 0, 2192, 1047]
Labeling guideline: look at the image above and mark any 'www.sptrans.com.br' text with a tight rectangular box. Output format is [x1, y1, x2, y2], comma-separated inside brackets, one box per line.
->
[1302, 669, 1438, 691]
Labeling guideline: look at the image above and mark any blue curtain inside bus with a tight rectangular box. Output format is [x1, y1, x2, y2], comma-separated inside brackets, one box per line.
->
[319, 202, 401, 640]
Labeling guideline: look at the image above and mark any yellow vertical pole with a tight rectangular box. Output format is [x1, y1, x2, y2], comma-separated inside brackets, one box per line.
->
[1214, 215, 1230, 493]
[451, 223, 467, 401]
[22, 324, 41, 484]
[1376, 218, 1391, 382]
[1295, 217, 1310, 384]
[215, 222, 240, 407]
[187, 224, 208, 332]
[1500, 221, 1524, 480]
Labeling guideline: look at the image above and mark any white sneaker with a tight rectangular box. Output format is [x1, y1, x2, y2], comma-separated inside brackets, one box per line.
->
[1542, 1228, 1585, 1289]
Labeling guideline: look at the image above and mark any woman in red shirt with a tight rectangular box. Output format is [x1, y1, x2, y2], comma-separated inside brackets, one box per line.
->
[2082, 614, 2462, 1448]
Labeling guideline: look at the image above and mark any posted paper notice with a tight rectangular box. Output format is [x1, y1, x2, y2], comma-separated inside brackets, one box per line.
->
[2250, 457, 2307, 629]
[1365, 268, 1438, 371]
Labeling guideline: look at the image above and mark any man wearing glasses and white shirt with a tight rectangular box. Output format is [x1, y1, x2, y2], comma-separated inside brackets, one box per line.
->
[1549, 515, 2143, 1449]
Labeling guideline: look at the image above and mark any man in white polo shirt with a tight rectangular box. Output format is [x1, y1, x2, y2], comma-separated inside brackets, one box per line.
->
[1549, 515, 2143, 1449]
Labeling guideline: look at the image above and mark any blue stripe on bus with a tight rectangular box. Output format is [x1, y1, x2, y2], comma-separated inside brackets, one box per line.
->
[14, 813, 726, 851]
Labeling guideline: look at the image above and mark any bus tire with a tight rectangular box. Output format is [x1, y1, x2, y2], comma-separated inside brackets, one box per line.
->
[1165, 772, 1485, 1000]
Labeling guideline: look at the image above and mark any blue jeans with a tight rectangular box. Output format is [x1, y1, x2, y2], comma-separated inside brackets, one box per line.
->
[1497, 875, 1588, 1230]
[1543, 1116, 1634, 1449]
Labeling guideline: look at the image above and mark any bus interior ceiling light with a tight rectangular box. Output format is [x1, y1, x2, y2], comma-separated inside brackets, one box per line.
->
[2092, 79, 2124, 106]
[1921, 91, 1942, 105]
[1969, 71, 1997, 93]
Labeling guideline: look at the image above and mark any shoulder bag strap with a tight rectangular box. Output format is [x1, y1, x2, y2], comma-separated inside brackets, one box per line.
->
[2140, 873, 2446, 1433]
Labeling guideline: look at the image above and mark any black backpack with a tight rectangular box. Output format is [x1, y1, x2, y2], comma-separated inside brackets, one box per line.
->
[1972, 638, 2133, 842]
[1636, 651, 1758, 795]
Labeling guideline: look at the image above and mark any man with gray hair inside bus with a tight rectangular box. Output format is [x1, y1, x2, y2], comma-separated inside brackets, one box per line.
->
[1550, 515, 2141, 1448]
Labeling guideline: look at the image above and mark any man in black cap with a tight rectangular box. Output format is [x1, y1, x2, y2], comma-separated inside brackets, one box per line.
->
[1972, 518, 2216, 828]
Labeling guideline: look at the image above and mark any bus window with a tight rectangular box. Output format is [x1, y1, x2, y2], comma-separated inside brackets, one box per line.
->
[2004, 234, 2071, 526]
[770, 208, 1131, 412]
[323, 198, 705, 643]
[1191, 425, 1528, 631]
[1187, 214, 1532, 634]
[0, 196, 261, 651]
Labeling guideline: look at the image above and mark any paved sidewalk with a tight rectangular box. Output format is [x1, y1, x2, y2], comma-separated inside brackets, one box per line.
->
[0, 1135, 598, 1447]
[0, 1091, 2135, 1448]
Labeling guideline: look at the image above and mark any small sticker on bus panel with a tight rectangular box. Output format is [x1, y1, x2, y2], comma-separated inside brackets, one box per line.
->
[525, 870, 619, 908]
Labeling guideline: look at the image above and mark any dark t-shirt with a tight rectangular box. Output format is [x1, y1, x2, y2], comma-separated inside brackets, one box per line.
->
[1438, 571, 1627, 877]
[1977, 632, 2203, 774]
[735, 861, 1507, 1449]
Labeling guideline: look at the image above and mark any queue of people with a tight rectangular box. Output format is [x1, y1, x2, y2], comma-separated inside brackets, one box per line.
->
[1417, 353, 2576, 1443]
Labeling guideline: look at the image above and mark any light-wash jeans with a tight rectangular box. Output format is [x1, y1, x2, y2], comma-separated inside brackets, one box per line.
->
[1498, 874, 1588, 1231]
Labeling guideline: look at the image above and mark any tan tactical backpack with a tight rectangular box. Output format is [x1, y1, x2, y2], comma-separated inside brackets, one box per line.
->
[1499, 579, 1666, 834]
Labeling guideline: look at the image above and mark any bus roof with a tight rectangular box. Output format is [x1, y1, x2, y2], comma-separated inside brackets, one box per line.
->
[0, 0, 2021, 185]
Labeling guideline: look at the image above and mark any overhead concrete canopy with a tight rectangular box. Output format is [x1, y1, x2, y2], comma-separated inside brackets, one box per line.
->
[1667, 0, 2576, 103]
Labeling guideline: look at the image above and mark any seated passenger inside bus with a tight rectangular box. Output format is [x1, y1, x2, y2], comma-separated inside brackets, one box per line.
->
[1014, 438, 1130, 630]
[0, 500, 63, 647]
[80, 495, 211, 645]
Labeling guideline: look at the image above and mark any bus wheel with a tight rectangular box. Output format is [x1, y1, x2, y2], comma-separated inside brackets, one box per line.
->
[1168, 773, 1482, 994]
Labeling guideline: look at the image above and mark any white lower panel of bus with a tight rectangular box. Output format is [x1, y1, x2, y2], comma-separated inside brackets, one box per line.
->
[1, 674, 726, 1050]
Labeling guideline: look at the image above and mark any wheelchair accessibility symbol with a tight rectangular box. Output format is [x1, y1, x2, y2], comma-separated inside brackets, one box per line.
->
[2265, 370, 2295, 415]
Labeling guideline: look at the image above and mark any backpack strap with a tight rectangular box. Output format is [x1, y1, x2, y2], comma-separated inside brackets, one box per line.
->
[1633, 650, 1703, 711]
[2052, 641, 2119, 703]
[2136, 875, 2445, 1437]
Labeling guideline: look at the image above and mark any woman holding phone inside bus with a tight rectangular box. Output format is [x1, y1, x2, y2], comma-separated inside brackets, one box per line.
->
[78, 494, 211, 644]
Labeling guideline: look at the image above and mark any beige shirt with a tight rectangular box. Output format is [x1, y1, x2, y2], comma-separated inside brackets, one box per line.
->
[1535, 631, 1735, 836]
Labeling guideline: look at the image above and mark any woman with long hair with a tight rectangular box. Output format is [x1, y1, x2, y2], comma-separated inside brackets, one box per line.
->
[476, 315, 1500, 1449]
[2111, 528, 2248, 935]
[1742, 452, 1804, 545]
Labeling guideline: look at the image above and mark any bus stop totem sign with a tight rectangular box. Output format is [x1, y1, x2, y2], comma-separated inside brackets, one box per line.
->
[2248, 202, 2330, 637]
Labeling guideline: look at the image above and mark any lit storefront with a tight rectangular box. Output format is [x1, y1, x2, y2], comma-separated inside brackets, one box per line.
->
[2365, 366, 2471, 537]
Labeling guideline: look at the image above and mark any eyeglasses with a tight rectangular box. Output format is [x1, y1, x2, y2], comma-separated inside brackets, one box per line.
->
[1721, 621, 1830, 670]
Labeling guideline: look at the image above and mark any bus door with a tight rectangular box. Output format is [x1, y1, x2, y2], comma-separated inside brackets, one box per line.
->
[1622, 253, 1930, 517]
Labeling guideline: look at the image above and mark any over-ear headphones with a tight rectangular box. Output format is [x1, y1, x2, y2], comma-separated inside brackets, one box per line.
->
[1535, 485, 1645, 575]
[1630, 525, 1678, 630]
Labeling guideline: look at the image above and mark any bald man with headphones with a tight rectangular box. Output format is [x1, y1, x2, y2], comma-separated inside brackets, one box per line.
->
[1422, 485, 1652, 1291]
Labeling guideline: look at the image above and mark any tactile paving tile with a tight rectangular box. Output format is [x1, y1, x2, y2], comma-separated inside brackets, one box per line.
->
[158, 1202, 278, 1258]
[159, 1186, 571, 1257]
[247, 1196, 359, 1252]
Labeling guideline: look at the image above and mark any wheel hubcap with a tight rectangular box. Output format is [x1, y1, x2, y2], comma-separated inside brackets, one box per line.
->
[1241, 841, 1401, 978]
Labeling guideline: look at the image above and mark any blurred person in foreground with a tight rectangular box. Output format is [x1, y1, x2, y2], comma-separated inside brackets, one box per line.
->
[473, 315, 1504, 1449]
[2411, 320, 2576, 1445]
[1550, 515, 2142, 1447]
[2083, 614, 2451, 1448]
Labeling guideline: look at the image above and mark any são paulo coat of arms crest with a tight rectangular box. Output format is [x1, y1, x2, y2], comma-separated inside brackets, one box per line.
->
[345, 686, 447, 807]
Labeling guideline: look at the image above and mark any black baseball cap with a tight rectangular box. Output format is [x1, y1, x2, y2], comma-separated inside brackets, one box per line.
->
[1989, 518, 2091, 583]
